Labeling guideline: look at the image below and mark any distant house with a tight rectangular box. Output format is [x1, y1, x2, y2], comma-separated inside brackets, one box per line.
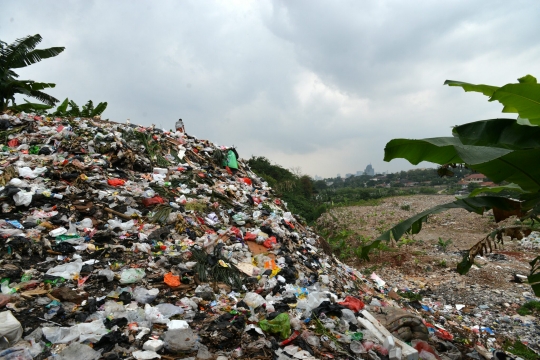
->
[458, 174, 495, 189]
[462, 174, 487, 183]
[458, 174, 487, 186]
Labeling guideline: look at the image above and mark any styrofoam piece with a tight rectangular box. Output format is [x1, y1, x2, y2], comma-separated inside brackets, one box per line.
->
[359, 310, 419, 360]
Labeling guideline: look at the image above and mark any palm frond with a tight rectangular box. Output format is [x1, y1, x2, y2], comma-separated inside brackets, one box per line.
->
[1, 34, 43, 60]
[27, 89, 59, 106]
[10, 47, 65, 69]
[68, 100, 80, 116]
[91, 101, 107, 116]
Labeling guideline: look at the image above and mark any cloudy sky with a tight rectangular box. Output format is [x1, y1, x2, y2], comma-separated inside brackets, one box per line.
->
[3, 0, 540, 178]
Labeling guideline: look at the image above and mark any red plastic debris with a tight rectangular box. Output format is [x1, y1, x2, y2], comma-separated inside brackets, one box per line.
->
[7, 139, 19, 148]
[238, 177, 252, 186]
[338, 296, 365, 312]
[263, 236, 277, 248]
[435, 328, 453, 341]
[279, 330, 300, 346]
[230, 227, 243, 238]
[107, 178, 126, 186]
[413, 340, 441, 360]
[142, 196, 165, 207]
[244, 232, 257, 241]
[164, 272, 181, 287]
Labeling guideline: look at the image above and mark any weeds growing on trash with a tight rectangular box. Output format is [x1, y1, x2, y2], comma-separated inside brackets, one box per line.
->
[516, 300, 540, 316]
[503, 338, 538, 360]
[363, 75, 540, 296]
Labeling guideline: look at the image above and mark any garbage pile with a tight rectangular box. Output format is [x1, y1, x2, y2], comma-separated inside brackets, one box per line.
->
[521, 232, 540, 249]
[0, 112, 530, 360]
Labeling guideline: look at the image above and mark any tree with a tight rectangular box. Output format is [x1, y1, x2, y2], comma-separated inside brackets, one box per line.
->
[467, 182, 481, 192]
[359, 75, 540, 296]
[0, 34, 65, 111]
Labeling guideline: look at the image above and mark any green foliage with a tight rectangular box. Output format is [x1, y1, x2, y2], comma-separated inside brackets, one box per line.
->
[371, 75, 540, 297]
[503, 339, 538, 360]
[516, 300, 540, 316]
[437, 237, 452, 252]
[248, 156, 324, 223]
[0, 34, 65, 111]
[51, 98, 108, 117]
[397, 290, 422, 301]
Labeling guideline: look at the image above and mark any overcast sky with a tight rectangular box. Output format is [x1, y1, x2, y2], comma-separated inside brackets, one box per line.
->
[3, 0, 540, 178]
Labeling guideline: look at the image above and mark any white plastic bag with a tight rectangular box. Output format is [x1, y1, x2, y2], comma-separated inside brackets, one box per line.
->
[119, 268, 146, 284]
[98, 269, 115, 282]
[17, 167, 47, 179]
[13, 191, 32, 207]
[0, 311, 23, 345]
[243, 292, 266, 308]
[78, 320, 108, 342]
[133, 287, 159, 304]
[42, 326, 80, 344]
[46, 259, 83, 280]
[144, 304, 169, 324]
[108, 219, 135, 231]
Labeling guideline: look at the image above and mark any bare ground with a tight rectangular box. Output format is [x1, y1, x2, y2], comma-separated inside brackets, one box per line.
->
[317, 194, 539, 299]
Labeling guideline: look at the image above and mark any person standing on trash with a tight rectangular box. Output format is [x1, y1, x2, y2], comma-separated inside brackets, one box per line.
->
[175, 119, 185, 133]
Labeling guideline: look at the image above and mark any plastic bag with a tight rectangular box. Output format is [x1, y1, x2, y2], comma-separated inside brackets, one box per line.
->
[13, 191, 32, 207]
[119, 268, 145, 284]
[42, 326, 80, 344]
[108, 219, 135, 231]
[263, 236, 277, 248]
[107, 179, 125, 187]
[243, 292, 266, 308]
[57, 343, 101, 360]
[98, 269, 115, 282]
[156, 303, 184, 318]
[142, 196, 165, 207]
[133, 287, 159, 304]
[17, 167, 47, 179]
[78, 320, 108, 342]
[259, 313, 291, 339]
[164, 272, 181, 287]
[46, 259, 83, 279]
[78, 218, 94, 228]
[340, 308, 358, 325]
[338, 296, 365, 312]
[0, 346, 33, 360]
[0, 311, 23, 345]
[412, 340, 441, 360]
[163, 329, 197, 352]
[296, 292, 328, 313]
[132, 350, 161, 360]
[144, 304, 169, 324]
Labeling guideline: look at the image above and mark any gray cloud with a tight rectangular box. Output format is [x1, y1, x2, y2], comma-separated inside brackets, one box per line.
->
[2, 0, 540, 177]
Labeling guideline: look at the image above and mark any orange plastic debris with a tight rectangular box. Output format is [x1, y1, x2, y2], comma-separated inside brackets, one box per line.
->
[164, 272, 181, 287]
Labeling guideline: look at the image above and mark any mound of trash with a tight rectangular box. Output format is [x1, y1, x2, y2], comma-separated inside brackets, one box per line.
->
[0, 113, 527, 360]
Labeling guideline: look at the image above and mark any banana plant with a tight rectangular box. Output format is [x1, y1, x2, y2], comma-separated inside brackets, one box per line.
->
[51, 98, 107, 117]
[363, 75, 540, 296]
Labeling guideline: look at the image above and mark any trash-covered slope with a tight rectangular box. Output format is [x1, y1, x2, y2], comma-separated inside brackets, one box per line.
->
[0, 113, 528, 360]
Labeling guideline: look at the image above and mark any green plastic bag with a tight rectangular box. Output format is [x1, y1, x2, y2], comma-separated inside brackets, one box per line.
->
[222, 150, 238, 170]
[259, 313, 291, 339]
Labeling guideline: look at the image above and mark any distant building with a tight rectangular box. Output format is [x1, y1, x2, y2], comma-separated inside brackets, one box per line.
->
[314, 175, 323, 181]
[457, 174, 495, 189]
[364, 164, 375, 176]
[345, 173, 353, 178]
[356, 170, 364, 176]
[337, 173, 341, 178]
